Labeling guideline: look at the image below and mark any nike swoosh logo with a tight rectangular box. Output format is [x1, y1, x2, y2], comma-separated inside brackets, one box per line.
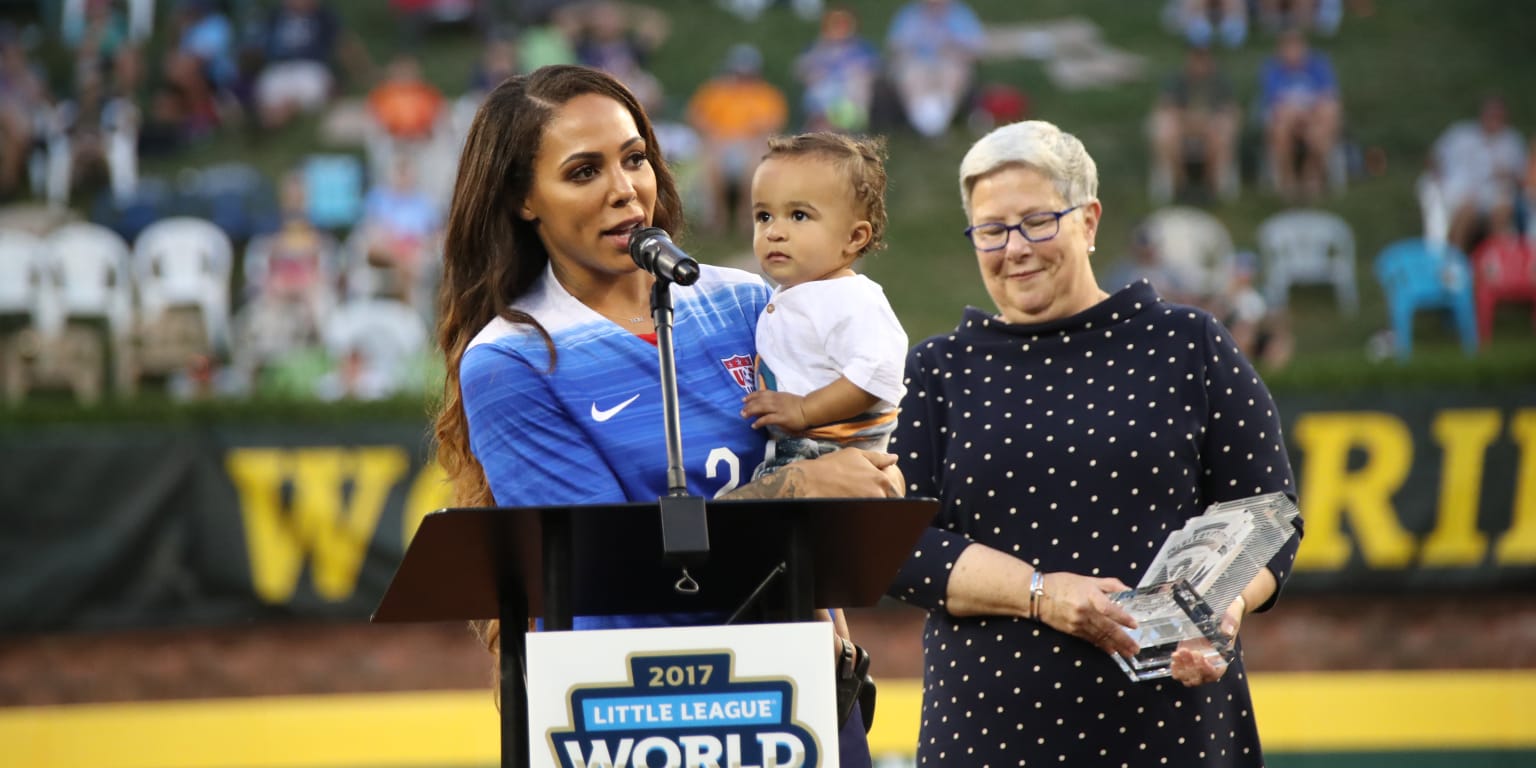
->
[590, 393, 641, 422]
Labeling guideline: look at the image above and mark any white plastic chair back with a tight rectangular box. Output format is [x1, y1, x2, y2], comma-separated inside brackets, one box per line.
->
[338, 226, 442, 312]
[1142, 206, 1235, 299]
[134, 217, 234, 349]
[0, 229, 46, 319]
[42, 104, 71, 208]
[40, 223, 133, 339]
[104, 99, 141, 204]
[1416, 173, 1450, 249]
[1257, 209, 1358, 314]
[322, 298, 428, 399]
[39, 98, 141, 208]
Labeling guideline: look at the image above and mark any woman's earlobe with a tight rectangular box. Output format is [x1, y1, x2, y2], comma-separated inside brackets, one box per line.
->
[519, 205, 537, 222]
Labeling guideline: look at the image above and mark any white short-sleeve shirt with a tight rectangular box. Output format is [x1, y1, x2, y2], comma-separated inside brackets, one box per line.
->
[754, 274, 908, 410]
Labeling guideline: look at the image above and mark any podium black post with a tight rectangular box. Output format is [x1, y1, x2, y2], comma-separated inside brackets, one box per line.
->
[374, 496, 936, 768]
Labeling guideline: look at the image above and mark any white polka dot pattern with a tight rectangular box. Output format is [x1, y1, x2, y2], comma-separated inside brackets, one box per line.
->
[888, 282, 1298, 767]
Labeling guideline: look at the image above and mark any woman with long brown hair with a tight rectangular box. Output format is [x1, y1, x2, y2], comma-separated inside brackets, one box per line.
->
[433, 65, 896, 764]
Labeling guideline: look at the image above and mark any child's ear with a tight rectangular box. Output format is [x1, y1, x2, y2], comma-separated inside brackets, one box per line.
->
[846, 220, 873, 256]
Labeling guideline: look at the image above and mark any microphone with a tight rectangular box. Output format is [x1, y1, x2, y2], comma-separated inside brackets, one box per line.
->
[629, 227, 701, 286]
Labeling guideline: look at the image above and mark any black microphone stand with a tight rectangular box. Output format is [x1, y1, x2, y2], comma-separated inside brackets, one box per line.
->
[651, 279, 709, 594]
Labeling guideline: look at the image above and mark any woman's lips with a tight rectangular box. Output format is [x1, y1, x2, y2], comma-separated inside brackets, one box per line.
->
[602, 220, 645, 250]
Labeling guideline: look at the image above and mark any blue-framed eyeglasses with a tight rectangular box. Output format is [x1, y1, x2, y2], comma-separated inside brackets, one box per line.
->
[963, 206, 1080, 251]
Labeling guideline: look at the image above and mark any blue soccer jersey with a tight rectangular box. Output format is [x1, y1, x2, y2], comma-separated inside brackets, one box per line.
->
[460, 264, 772, 628]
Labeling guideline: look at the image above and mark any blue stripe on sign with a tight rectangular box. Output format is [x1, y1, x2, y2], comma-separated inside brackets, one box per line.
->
[583, 692, 784, 731]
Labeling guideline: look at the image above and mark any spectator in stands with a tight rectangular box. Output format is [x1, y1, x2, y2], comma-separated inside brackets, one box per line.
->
[65, 0, 142, 99]
[1215, 250, 1293, 370]
[1525, 138, 1536, 235]
[253, 0, 368, 130]
[148, 0, 236, 146]
[517, 8, 578, 73]
[147, 45, 220, 147]
[0, 28, 48, 199]
[686, 44, 788, 233]
[570, 1, 669, 113]
[389, 0, 479, 47]
[1149, 44, 1240, 203]
[368, 53, 446, 142]
[1172, 0, 1247, 49]
[718, 0, 825, 21]
[1103, 224, 1202, 305]
[884, 0, 984, 139]
[1258, 28, 1341, 200]
[1426, 96, 1527, 254]
[795, 7, 880, 133]
[55, 69, 115, 198]
[173, 0, 238, 96]
[467, 34, 519, 98]
[1256, 0, 1343, 37]
[235, 171, 332, 387]
[358, 156, 442, 309]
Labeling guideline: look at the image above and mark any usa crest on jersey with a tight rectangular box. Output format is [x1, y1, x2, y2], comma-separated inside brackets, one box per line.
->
[719, 354, 755, 394]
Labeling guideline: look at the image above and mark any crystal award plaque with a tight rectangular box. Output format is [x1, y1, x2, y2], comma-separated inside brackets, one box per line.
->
[1109, 492, 1300, 681]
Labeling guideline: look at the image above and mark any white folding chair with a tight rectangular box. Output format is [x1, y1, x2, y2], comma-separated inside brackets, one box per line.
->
[1141, 206, 1235, 300]
[0, 230, 47, 403]
[41, 222, 134, 339]
[133, 216, 235, 352]
[1416, 173, 1451, 249]
[0, 229, 45, 323]
[318, 298, 429, 400]
[1257, 208, 1358, 314]
[39, 98, 141, 208]
[37, 223, 135, 400]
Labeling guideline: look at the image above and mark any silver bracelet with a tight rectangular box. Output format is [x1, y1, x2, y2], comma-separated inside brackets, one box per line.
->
[1029, 570, 1046, 620]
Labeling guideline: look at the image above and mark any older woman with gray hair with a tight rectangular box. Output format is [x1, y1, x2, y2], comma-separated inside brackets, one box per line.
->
[886, 120, 1303, 766]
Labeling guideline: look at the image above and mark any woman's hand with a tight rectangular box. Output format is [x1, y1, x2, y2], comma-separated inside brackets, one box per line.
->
[796, 448, 903, 498]
[1035, 571, 1141, 659]
[1169, 595, 1245, 687]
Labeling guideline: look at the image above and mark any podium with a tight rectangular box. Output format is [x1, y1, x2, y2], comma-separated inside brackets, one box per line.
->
[373, 496, 937, 768]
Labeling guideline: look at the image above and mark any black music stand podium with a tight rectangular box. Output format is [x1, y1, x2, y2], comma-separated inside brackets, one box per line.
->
[373, 496, 937, 768]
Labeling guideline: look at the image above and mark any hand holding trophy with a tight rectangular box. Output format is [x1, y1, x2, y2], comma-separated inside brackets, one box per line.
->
[1109, 492, 1301, 682]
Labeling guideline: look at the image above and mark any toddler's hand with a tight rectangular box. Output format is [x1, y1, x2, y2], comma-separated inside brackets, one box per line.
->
[741, 390, 810, 432]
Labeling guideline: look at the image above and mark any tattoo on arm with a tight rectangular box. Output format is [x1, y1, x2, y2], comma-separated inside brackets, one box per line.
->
[721, 465, 806, 499]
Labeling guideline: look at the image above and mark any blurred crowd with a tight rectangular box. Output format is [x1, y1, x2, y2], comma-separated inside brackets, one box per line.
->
[0, 0, 1530, 407]
[1145, 0, 1532, 364]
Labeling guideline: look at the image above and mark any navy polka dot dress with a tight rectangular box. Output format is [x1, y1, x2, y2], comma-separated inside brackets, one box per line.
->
[888, 281, 1302, 767]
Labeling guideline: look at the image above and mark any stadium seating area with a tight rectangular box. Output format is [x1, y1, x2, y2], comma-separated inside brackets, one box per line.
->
[0, 0, 1531, 409]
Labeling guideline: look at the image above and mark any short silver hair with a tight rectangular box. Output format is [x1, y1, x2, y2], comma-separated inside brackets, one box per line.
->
[958, 120, 1099, 218]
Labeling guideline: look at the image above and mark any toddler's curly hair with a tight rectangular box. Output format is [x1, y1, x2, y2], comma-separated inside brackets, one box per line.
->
[763, 132, 889, 255]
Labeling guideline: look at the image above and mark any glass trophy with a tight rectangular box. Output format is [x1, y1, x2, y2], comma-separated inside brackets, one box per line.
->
[1109, 492, 1300, 682]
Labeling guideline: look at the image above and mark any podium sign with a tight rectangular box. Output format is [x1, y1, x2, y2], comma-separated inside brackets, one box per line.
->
[527, 622, 839, 768]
